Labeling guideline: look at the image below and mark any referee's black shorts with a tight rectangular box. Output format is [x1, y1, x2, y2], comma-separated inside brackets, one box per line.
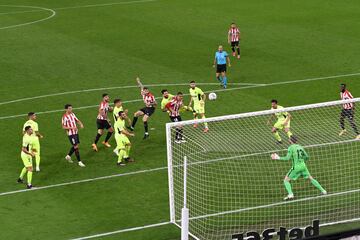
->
[140, 107, 155, 116]
[216, 64, 227, 73]
[96, 119, 112, 130]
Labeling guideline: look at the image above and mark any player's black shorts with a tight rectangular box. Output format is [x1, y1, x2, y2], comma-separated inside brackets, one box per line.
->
[68, 134, 80, 146]
[96, 119, 112, 130]
[140, 107, 155, 116]
[170, 116, 182, 122]
[216, 64, 227, 73]
[231, 41, 239, 47]
[341, 109, 355, 119]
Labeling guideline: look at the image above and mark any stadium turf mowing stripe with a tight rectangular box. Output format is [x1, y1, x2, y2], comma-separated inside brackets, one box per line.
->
[0, 138, 355, 197]
[1, 72, 359, 120]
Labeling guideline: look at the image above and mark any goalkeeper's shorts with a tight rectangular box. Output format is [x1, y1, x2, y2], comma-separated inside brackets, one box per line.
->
[274, 119, 290, 130]
[287, 165, 310, 180]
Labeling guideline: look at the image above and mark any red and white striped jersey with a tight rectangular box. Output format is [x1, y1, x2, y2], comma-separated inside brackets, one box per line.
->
[166, 98, 183, 117]
[341, 90, 354, 109]
[141, 90, 156, 107]
[228, 27, 240, 42]
[62, 113, 79, 136]
[97, 101, 110, 120]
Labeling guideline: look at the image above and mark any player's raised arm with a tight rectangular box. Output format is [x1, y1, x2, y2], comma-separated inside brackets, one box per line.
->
[136, 77, 144, 91]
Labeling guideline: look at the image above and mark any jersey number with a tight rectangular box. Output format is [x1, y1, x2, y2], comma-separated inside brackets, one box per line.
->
[297, 149, 306, 159]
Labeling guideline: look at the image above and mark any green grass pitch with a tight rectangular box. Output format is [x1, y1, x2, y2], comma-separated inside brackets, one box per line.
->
[0, 0, 360, 239]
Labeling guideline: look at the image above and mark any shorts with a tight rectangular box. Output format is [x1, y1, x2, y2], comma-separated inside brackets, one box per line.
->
[231, 41, 239, 47]
[115, 134, 130, 150]
[170, 116, 182, 122]
[274, 119, 290, 130]
[287, 165, 310, 180]
[21, 152, 33, 168]
[68, 134, 80, 146]
[216, 64, 227, 73]
[97, 119, 112, 130]
[194, 104, 205, 114]
[140, 107, 155, 116]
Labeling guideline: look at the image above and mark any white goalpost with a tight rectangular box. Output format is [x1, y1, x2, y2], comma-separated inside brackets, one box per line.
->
[166, 98, 360, 240]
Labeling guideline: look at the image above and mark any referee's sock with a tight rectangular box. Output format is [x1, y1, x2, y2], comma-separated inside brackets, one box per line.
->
[222, 76, 227, 86]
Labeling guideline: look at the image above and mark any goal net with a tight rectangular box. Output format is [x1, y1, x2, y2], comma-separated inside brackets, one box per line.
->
[166, 98, 360, 240]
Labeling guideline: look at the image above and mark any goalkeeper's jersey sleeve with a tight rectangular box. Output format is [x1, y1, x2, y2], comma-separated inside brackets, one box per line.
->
[280, 144, 309, 167]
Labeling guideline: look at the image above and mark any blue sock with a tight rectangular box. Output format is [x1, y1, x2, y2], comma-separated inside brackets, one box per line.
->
[223, 76, 227, 86]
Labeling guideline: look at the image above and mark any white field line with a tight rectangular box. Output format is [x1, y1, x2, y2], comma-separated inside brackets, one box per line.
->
[54, 0, 159, 10]
[0, 5, 56, 30]
[0, 82, 259, 106]
[1, 72, 359, 120]
[0, 139, 355, 197]
[69, 221, 171, 240]
[0, 166, 167, 197]
[0, 0, 159, 16]
[188, 188, 360, 221]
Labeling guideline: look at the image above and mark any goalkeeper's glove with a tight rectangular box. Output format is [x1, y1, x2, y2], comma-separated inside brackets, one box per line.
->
[271, 153, 280, 160]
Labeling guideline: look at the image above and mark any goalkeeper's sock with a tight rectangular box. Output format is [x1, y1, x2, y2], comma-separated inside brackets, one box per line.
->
[287, 130, 293, 138]
[311, 179, 326, 193]
[27, 171, 33, 185]
[284, 180, 293, 195]
[19, 167, 27, 179]
[202, 116, 208, 129]
[274, 132, 282, 142]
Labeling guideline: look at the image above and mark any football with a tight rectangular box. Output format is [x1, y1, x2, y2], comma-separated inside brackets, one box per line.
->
[208, 92, 217, 100]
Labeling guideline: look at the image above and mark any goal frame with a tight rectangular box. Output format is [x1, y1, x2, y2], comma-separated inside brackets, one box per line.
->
[166, 97, 360, 239]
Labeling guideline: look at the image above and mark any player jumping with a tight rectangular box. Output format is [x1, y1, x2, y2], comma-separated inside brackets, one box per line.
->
[23, 112, 43, 172]
[114, 111, 135, 166]
[188, 81, 209, 133]
[228, 23, 241, 59]
[339, 83, 360, 139]
[92, 93, 114, 151]
[62, 104, 85, 167]
[267, 99, 293, 144]
[129, 77, 157, 139]
[213, 45, 231, 88]
[166, 92, 186, 143]
[271, 136, 327, 201]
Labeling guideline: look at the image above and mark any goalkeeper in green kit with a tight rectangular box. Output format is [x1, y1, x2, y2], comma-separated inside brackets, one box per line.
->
[271, 136, 327, 201]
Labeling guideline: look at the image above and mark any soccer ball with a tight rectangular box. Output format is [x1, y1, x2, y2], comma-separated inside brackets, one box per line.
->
[208, 92, 217, 100]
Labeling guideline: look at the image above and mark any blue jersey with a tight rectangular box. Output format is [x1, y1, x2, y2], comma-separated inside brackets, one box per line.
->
[215, 51, 228, 65]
